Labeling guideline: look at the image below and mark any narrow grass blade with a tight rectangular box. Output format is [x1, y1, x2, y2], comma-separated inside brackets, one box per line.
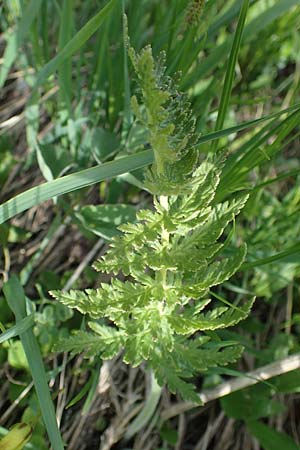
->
[242, 242, 300, 270]
[207, 0, 255, 39]
[208, 290, 248, 314]
[211, 0, 249, 152]
[3, 276, 64, 450]
[122, 9, 132, 135]
[40, 2, 50, 62]
[0, 150, 153, 224]
[58, 0, 74, 110]
[250, 168, 300, 192]
[82, 362, 101, 414]
[90, 18, 110, 91]
[66, 373, 93, 409]
[0, 314, 34, 344]
[20, 215, 63, 285]
[32, 0, 118, 93]
[0, 0, 43, 88]
[198, 103, 300, 146]
[125, 371, 162, 440]
[245, 0, 300, 42]
[183, 0, 300, 88]
[1, 100, 299, 226]
[217, 110, 300, 199]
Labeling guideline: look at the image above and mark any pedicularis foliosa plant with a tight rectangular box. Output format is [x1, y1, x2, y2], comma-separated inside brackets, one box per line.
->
[51, 37, 254, 403]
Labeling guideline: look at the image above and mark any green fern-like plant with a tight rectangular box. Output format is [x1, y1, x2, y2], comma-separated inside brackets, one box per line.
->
[51, 43, 254, 403]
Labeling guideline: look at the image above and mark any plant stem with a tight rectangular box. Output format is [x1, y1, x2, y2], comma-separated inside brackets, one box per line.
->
[157, 195, 170, 291]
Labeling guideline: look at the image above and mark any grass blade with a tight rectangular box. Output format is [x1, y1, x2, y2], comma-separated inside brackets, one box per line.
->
[250, 168, 300, 192]
[32, 0, 118, 93]
[183, 0, 300, 88]
[57, 0, 74, 110]
[3, 276, 65, 450]
[122, 9, 132, 135]
[217, 110, 300, 199]
[20, 215, 63, 285]
[207, 0, 255, 39]
[0, 0, 43, 88]
[1, 100, 299, 225]
[0, 314, 34, 344]
[198, 103, 300, 146]
[242, 242, 300, 270]
[211, 0, 249, 152]
[0, 150, 153, 224]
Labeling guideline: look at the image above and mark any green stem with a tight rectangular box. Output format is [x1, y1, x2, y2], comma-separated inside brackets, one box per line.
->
[157, 195, 170, 292]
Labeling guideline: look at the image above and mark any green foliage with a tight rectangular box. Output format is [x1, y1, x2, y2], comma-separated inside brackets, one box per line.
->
[127, 41, 200, 195]
[7, 340, 29, 370]
[247, 421, 300, 450]
[51, 44, 253, 403]
[244, 184, 300, 297]
[75, 204, 137, 240]
[221, 383, 285, 421]
[1, 0, 300, 447]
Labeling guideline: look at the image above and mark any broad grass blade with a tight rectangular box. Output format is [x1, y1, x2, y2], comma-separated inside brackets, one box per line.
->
[3, 276, 65, 450]
[0, 150, 153, 224]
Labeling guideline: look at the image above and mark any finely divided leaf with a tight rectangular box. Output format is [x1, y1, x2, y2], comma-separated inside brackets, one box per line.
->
[53, 41, 253, 401]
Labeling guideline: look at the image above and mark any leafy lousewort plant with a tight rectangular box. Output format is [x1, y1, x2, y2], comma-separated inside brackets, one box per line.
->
[51, 43, 254, 402]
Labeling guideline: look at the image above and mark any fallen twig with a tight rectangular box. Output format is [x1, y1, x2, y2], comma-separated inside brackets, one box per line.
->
[162, 352, 300, 421]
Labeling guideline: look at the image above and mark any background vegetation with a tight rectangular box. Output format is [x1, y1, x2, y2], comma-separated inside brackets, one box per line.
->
[0, 0, 300, 449]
